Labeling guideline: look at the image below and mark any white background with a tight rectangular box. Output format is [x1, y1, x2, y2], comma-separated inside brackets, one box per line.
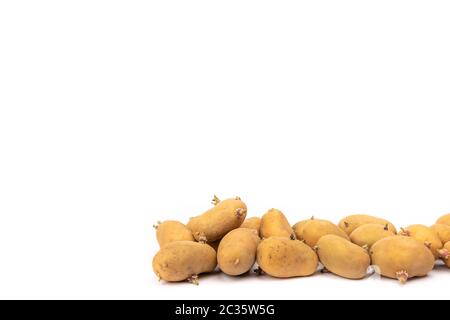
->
[1, 1, 450, 300]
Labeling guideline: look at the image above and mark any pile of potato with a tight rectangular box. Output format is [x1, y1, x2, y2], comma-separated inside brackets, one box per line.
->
[152, 196, 450, 284]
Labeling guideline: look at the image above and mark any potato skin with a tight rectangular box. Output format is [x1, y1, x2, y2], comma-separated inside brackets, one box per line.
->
[443, 242, 450, 268]
[370, 236, 435, 282]
[350, 223, 395, 248]
[218, 228, 260, 276]
[400, 224, 443, 259]
[338, 214, 397, 235]
[156, 220, 194, 247]
[241, 217, 261, 236]
[256, 237, 318, 278]
[187, 197, 247, 242]
[316, 235, 370, 280]
[437, 214, 450, 226]
[302, 219, 349, 247]
[152, 241, 217, 282]
[292, 219, 310, 240]
[430, 224, 450, 244]
[260, 209, 295, 239]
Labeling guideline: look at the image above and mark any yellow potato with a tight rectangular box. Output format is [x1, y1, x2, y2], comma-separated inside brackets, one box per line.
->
[241, 217, 261, 236]
[370, 236, 435, 283]
[260, 208, 295, 239]
[292, 218, 313, 240]
[155, 220, 194, 248]
[350, 224, 395, 248]
[437, 214, 450, 226]
[316, 235, 370, 280]
[338, 214, 397, 235]
[301, 219, 350, 247]
[187, 196, 247, 242]
[400, 224, 443, 259]
[218, 228, 260, 276]
[430, 224, 450, 245]
[152, 241, 217, 283]
[256, 237, 318, 278]
[441, 242, 450, 268]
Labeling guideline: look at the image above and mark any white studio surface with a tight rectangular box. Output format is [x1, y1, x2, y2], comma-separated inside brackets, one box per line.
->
[1, 1, 450, 300]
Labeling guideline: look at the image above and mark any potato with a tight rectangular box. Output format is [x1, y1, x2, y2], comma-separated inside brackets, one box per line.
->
[441, 242, 450, 267]
[152, 241, 217, 283]
[430, 224, 450, 245]
[437, 214, 450, 226]
[370, 236, 435, 283]
[399, 224, 443, 259]
[350, 223, 395, 248]
[218, 228, 260, 276]
[260, 209, 295, 239]
[241, 217, 261, 236]
[187, 196, 247, 242]
[315, 235, 370, 280]
[338, 214, 397, 235]
[302, 219, 349, 247]
[292, 218, 313, 240]
[256, 237, 318, 278]
[155, 220, 194, 247]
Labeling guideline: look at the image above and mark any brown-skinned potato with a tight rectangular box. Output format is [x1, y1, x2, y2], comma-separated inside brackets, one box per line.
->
[256, 237, 318, 278]
[399, 224, 443, 259]
[260, 209, 295, 239]
[370, 236, 435, 283]
[292, 219, 310, 240]
[155, 220, 194, 248]
[187, 196, 247, 243]
[430, 224, 450, 245]
[442, 242, 450, 267]
[302, 219, 349, 247]
[350, 223, 395, 248]
[436, 214, 450, 226]
[316, 235, 370, 280]
[218, 228, 260, 276]
[241, 217, 261, 236]
[152, 241, 217, 283]
[338, 214, 397, 235]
